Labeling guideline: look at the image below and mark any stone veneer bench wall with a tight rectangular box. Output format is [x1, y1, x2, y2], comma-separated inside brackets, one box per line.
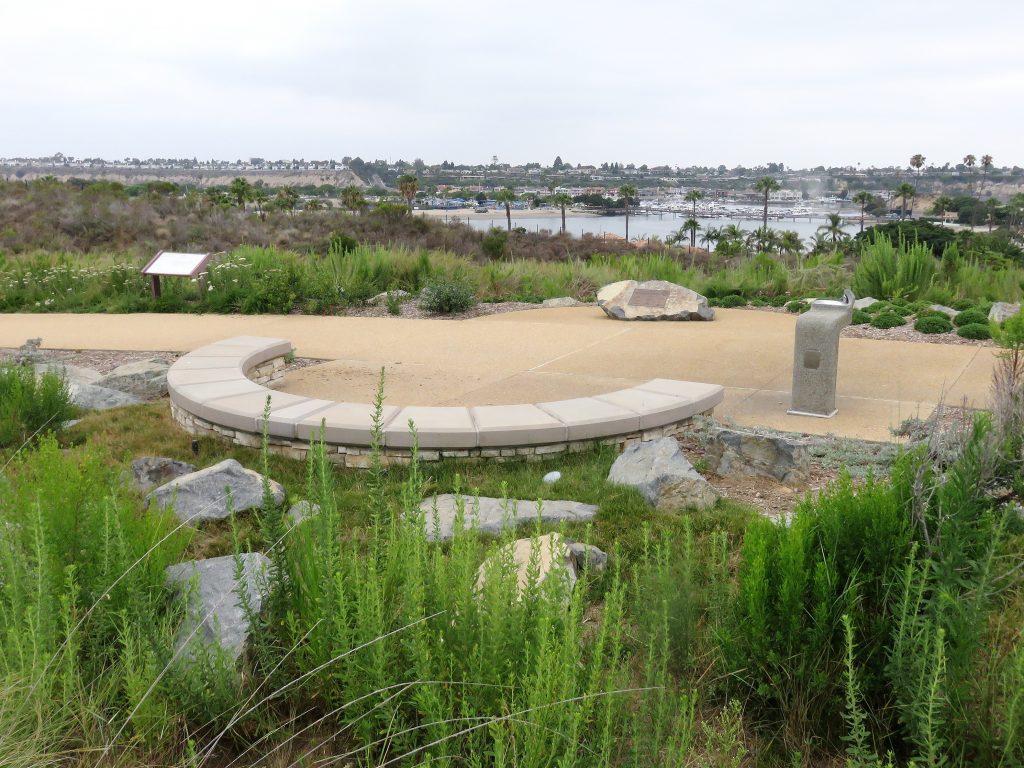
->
[168, 336, 725, 467]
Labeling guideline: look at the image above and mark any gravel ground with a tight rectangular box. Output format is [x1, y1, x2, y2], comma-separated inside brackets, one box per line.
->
[342, 300, 544, 320]
[0, 347, 321, 377]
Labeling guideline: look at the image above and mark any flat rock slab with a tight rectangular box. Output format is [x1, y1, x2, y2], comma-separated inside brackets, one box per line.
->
[35, 362, 102, 386]
[69, 381, 143, 410]
[165, 553, 269, 662]
[146, 458, 286, 524]
[704, 427, 810, 485]
[98, 358, 170, 399]
[607, 436, 718, 511]
[853, 297, 878, 310]
[287, 500, 320, 527]
[597, 279, 714, 321]
[131, 456, 197, 493]
[418, 494, 598, 542]
[542, 296, 583, 308]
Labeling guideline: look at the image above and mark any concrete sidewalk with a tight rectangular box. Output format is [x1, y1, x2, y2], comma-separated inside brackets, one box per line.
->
[0, 308, 998, 442]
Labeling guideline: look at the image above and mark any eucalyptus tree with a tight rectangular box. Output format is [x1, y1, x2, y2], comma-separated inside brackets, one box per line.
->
[754, 176, 780, 229]
[618, 184, 638, 241]
[910, 154, 926, 176]
[551, 192, 573, 234]
[851, 191, 873, 233]
[816, 213, 849, 247]
[397, 174, 419, 213]
[893, 182, 916, 220]
[494, 188, 516, 231]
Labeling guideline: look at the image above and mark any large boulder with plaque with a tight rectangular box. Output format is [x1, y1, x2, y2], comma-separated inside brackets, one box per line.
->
[596, 280, 714, 321]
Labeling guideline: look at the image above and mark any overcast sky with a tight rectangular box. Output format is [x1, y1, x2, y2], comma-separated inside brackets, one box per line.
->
[4, 0, 1022, 168]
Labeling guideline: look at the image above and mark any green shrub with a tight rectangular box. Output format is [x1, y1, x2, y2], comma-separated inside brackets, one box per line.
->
[853, 233, 936, 301]
[851, 309, 871, 324]
[914, 315, 953, 334]
[481, 228, 509, 259]
[956, 322, 991, 340]
[750, 297, 769, 307]
[871, 312, 906, 329]
[951, 298, 977, 311]
[725, 473, 912, 747]
[786, 299, 808, 313]
[419, 275, 477, 314]
[954, 308, 988, 327]
[0, 362, 76, 448]
[863, 301, 889, 314]
[718, 294, 746, 308]
[768, 295, 791, 307]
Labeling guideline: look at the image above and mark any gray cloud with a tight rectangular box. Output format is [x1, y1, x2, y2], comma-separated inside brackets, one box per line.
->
[3, 0, 1022, 167]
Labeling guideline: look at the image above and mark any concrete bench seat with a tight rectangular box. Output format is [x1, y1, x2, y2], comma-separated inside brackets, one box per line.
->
[168, 336, 725, 462]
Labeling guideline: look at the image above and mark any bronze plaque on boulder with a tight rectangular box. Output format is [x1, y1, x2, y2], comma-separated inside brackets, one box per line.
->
[628, 288, 670, 308]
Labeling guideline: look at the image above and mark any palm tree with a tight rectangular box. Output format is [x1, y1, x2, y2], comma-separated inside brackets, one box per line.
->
[618, 184, 638, 241]
[303, 198, 326, 212]
[893, 182, 916, 220]
[551, 192, 573, 234]
[229, 177, 252, 209]
[851, 191, 873, 233]
[754, 176, 781, 229]
[684, 188, 700, 219]
[778, 230, 804, 267]
[747, 226, 778, 254]
[816, 213, 849, 247]
[341, 185, 367, 215]
[397, 174, 419, 213]
[275, 187, 299, 215]
[909, 154, 926, 176]
[699, 226, 721, 252]
[494, 188, 516, 231]
[682, 217, 701, 250]
[981, 154, 994, 187]
[251, 188, 269, 221]
[963, 154, 977, 171]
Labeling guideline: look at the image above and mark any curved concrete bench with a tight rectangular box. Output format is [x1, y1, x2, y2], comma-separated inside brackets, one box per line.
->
[168, 336, 725, 466]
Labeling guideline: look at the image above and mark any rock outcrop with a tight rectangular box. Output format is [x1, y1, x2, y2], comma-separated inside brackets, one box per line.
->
[146, 459, 286, 523]
[597, 280, 714, 321]
[607, 437, 718, 511]
[418, 494, 598, 542]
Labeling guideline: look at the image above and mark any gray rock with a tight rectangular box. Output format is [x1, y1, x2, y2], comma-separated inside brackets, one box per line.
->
[165, 553, 269, 662]
[853, 297, 879, 310]
[132, 457, 197, 493]
[475, 533, 577, 601]
[287, 500, 320, 527]
[370, 289, 410, 305]
[929, 304, 958, 318]
[69, 382, 143, 410]
[418, 494, 598, 542]
[146, 459, 286, 524]
[97, 358, 170, 399]
[542, 296, 582, 308]
[35, 362, 102, 386]
[568, 542, 608, 574]
[990, 302, 1021, 323]
[607, 437, 718, 511]
[15, 338, 43, 365]
[704, 427, 810, 485]
[597, 280, 714, 321]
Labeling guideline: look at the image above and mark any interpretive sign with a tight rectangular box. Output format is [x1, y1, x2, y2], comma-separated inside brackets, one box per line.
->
[141, 251, 218, 297]
[628, 288, 670, 308]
